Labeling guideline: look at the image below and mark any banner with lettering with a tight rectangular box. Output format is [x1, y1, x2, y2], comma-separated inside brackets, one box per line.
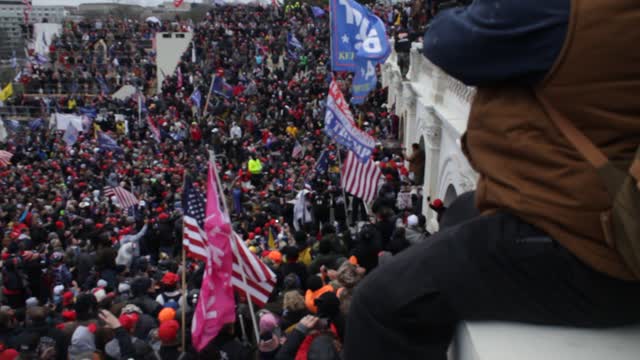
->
[324, 80, 376, 163]
[330, 0, 390, 102]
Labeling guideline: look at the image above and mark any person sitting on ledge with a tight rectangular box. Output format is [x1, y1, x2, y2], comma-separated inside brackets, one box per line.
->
[345, 1, 640, 359]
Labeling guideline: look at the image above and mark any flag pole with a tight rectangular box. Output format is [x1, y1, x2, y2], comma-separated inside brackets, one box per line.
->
[208, 150, 260, 345]
[202, 74, 215, 119]
[336, 145, 351, 227]
[180, 171, 187, 354]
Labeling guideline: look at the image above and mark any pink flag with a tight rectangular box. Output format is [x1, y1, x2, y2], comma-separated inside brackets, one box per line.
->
[191, 161, 236, 351]
[177, 66, 183, 89]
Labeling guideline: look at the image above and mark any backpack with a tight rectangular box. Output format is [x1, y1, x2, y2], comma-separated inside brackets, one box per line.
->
[538, 95, 640, 278]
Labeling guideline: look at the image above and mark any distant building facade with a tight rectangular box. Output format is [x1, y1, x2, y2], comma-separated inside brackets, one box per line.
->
[0, 1, 71, 59]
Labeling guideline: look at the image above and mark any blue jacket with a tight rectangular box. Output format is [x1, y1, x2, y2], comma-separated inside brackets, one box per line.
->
[423, 0, 570, 86]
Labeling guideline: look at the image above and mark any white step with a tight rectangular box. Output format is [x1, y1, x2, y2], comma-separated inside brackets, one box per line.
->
[449, 322, 640, 360]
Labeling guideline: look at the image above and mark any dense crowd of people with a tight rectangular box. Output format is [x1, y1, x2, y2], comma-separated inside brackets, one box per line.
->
[0, 2, 438, 359]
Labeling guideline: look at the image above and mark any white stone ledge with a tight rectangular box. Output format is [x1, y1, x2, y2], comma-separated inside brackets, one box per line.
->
[450, 321, 640, 360]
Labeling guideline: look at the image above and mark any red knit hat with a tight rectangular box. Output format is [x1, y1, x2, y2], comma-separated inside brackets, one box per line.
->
[158, 319, 180, 345]
[118, 312, 139, 332]
[161, 272, 179, 286]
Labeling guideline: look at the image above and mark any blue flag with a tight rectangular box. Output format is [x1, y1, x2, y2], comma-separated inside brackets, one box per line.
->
[315, 150, 329, 174]
[287, 48, 299, 60]
[34, 53, 48, 65]
[212, 76, 233, 99]
[190, 89, 202, 108]
[63, 123, 79, 146]
[351, 60, 378, 105]
[312, 6, 326, 18]
[28, 118, 44, 131]
[3, 120, 21, 133]
[287, 32, 303, 50]
[78, 107, 98, 119]
[96, 74, 110, 94]
[97, 131, 122, 153]
[324, 80, 376, 163]
[330, 0, 391, 72]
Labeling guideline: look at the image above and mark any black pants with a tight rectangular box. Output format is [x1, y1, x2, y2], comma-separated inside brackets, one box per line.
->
[344, 199, 640, 359]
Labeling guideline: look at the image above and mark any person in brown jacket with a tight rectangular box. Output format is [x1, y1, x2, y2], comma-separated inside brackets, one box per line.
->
[404, 143, 425, 185]
[344, 1, 640, 359]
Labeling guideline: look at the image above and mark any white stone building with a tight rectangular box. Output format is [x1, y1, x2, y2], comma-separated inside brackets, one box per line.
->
[381, 42, 477, 228]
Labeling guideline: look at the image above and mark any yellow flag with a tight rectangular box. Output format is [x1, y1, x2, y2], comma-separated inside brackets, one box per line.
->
[268, 228, 276, 250]
[93, 123, 102, 139]
[0, 83, 13, 101]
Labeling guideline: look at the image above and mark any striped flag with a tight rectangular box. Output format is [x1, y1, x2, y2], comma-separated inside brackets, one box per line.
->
[292, 140, 304, 159]
[230, 232, 277, 306]
[104, 186, 138, 210]
[183, 175, 208, 261]
[182, 177, 276, 306]
[341, 151, 383, 203]
[0, 150, 13, 166]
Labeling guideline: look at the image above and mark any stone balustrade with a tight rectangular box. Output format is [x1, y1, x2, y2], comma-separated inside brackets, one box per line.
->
[382, 42, 477, 230]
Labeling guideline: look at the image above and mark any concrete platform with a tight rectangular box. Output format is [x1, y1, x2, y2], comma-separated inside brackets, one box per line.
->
[449, 322, 640, 360]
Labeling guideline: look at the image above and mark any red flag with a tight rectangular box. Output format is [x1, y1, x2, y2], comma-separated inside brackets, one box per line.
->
[174, 0, 185, 7]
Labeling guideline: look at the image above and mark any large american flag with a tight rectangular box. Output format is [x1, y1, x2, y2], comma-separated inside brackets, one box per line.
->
[104, 186, 138, 210]
[341, 150, 383, 203]
[0, 150, 13, 166]
[182, 176, 277, 306]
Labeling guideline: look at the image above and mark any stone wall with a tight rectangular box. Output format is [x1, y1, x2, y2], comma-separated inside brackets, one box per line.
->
[382, 43, 477, 231]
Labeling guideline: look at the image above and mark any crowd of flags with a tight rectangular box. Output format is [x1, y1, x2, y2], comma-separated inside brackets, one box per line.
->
[0, 0, 397, 348]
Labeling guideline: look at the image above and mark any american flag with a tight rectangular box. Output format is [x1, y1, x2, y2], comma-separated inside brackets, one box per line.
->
[341, 150, 383, 203]
[0, 150, 13, 166]
[104, 186, 138, 210]
[182, 176, 277, 306]
[292, 140, 304, 159]
[182, 175, 208, 260]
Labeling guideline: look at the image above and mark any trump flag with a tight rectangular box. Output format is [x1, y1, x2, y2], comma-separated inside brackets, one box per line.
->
[191, 160, 236, 351]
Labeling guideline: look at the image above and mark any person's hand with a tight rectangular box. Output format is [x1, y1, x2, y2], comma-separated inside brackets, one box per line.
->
[299, 315, 319, 329]
[99, 309, 121, 329]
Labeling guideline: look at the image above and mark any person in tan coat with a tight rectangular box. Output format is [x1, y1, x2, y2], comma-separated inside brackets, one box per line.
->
[345, 1, 640, 359]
